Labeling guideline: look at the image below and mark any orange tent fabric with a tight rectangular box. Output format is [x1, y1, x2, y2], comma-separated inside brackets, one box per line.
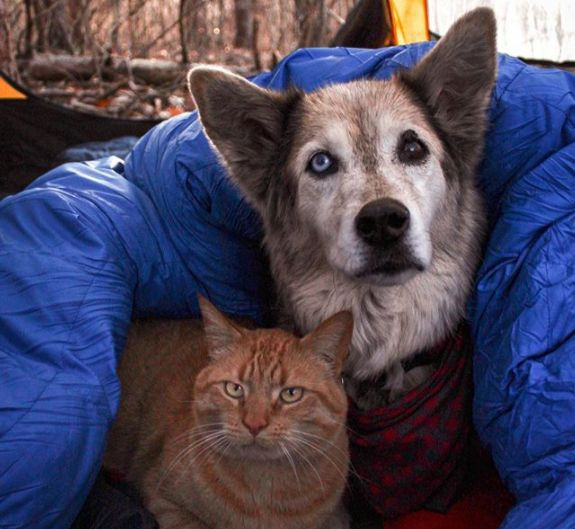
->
[0, 76, 26, 100]
[389, 0, 430, 44]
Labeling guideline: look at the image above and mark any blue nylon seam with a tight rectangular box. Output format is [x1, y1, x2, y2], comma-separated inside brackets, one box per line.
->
[0, 369, 56, 442]
[502, 86, 575, 126]
[60, 272, 117, 422]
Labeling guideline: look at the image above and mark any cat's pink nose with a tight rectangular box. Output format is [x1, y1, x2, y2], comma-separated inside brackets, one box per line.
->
[243, 415, 268, 437]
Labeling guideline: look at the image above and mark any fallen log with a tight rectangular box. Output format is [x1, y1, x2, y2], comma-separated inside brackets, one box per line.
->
[27, 55, 186, 86]
[27, 55, 98, 81]
[117, 58, 184, 85]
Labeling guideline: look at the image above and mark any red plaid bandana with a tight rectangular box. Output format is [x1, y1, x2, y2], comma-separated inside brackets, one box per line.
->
[347, 328, 472, 518]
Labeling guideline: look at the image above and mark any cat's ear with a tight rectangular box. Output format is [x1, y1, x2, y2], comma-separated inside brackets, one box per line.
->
[301, 311, 354, 375]
[198, 295, 243, 360]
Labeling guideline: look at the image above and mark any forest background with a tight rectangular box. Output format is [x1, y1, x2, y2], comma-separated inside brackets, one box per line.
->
[0, 0, 359, 118]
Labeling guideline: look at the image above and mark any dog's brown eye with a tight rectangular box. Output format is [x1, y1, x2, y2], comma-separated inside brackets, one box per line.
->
[397, 130, 429, 164]
[308, 151, 338, 176]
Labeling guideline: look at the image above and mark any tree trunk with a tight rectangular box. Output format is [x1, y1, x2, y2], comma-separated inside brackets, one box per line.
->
[234, 0, 253, 48]
[22, 0, 34, 58]
[0, 0, 13, 72]
[217, 0, 225, 46]
[179, 0, 189, 64]
[110, 0, 121, 53]
[31, 0, 46, 52]
[179, 0, 208, 60]
[294, 0, 326, 48]
[252, 17, 261, 70]
[42, 0, 74, 53]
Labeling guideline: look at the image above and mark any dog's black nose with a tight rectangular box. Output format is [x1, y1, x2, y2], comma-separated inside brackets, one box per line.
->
[355, 198, 410, 246]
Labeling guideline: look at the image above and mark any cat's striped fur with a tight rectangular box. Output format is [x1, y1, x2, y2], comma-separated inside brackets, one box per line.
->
[104, 297, 353, 529]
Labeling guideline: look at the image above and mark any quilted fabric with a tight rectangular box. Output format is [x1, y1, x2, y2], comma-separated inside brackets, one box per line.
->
[1, 42, 575, 528]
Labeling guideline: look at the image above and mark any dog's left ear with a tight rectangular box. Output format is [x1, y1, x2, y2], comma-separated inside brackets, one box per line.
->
[189, 66, 299, 210]
[397, 7, 497, 169]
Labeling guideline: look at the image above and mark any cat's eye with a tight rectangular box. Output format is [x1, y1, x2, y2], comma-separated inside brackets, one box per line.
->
[280, 387, 304, 403]
[224, 382, 244, 399]
[307, 151, 338, 176]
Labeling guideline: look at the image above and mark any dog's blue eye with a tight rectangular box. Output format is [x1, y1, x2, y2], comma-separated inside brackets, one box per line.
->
[308, 152, 337, 175]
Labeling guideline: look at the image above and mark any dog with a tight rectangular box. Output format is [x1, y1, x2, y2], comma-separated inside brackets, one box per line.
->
[188, 8, 497, 406]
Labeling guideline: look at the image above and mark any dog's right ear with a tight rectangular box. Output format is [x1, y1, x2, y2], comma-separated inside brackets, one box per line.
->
[189, 66, 299, 210]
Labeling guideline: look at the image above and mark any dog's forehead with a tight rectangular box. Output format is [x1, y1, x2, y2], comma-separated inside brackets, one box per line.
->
[297, 79, 436, 144]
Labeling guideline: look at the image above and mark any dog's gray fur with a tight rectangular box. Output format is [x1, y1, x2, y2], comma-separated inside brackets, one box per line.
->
[189, 8, 497, 404]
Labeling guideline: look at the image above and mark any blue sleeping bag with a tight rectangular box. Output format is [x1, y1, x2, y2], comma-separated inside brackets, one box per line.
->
[1, 43, 574, 528]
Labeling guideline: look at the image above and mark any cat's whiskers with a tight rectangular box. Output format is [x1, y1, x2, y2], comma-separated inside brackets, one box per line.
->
[289, 435, 349, 484]
[290, 428, 366, 483]
[168, 430, 223, 460]
[279, 442, 302, 493]
[188, 422, 227, 434]
[180, 432, 229, 467]
[290, 433, 346, 464]
[284, 439, 325, 493]
[184, 435, 230, 470]
[298, 441, 364, 487]
[184, 426, 226, 439]
[212, 437, 233, 469]
[191, 421, 227, 428]
[169, 422, 226, 447]
[156, 435, 227, 493]
[291, 429, 349, 460]
[156, 431, 228, 493]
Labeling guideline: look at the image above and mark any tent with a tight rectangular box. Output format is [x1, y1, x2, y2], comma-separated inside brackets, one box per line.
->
[336, 0, 575, 63]
[388, 0, 429, 44]
[428, 0, 575, 63]
[331, 0, 429, 48]
[0, 71, 159, 197]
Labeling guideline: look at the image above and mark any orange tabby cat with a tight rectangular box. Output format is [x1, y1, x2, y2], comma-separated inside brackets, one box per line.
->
[104, 296, 353, 529]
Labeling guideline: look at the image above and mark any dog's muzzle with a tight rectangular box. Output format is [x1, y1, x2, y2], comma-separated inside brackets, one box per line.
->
[353, 198, 424, 282]
[355, 198, 410, 246]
